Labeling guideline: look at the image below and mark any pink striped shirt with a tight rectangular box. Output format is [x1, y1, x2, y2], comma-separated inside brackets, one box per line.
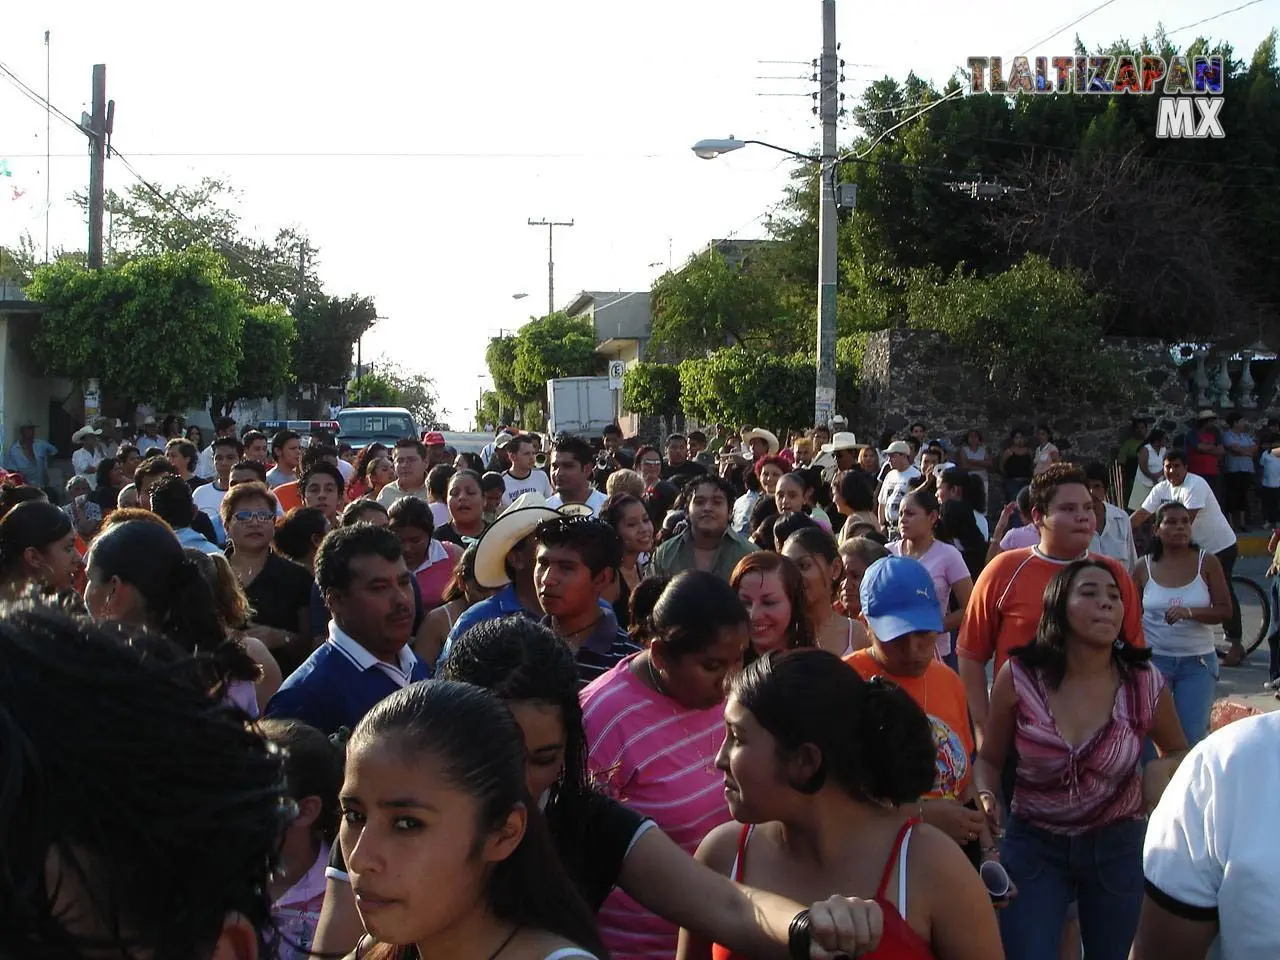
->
[1008, 659, 1164, 835]
[580, 654, 730, 960]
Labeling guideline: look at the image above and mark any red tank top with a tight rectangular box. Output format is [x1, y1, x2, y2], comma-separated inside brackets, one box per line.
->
[711, 819, 935, 960]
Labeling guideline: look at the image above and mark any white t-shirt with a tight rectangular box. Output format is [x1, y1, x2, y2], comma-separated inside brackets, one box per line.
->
[192, 482, 229, 544]
[878, 466, 922, 526]
[501, 468, 552, 507]
[546, 489, 608, 518]
[1261, 450, 1280, 489]
[1143, 710, 1280, 959]
[1141, 473, 1237, 555]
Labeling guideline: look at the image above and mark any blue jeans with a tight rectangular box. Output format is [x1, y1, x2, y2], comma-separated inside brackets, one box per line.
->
[999, 817, 1145, 960]
[1150, 652, 1219, 745]
[1268, 578, 1280, 682]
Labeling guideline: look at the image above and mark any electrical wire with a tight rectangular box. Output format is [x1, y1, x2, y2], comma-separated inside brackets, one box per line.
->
[1166, 0, 1268, 37]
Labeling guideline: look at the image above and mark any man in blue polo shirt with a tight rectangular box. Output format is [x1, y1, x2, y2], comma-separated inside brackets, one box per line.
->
[265, 524, 428, 735]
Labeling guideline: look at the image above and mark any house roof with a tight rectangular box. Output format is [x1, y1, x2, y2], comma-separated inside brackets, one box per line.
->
[564, 290, 645, 316]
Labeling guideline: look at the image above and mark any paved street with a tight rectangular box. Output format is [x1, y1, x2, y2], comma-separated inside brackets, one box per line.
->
[1213, 553, 1276, 713]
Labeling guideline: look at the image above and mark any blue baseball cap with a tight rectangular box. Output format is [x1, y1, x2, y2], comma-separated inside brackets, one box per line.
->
[859, 555, 944, 642]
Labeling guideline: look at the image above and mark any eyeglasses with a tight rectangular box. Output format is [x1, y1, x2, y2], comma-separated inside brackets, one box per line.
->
[641, 458, 662, 466]
[233, 510, 275, 524]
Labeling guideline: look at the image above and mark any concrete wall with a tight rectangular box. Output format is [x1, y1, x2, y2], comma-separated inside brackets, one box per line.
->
[0, 312, 79, 488]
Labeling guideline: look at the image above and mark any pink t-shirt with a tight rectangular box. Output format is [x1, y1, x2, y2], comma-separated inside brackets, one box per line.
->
[1000, 525, 1041, 551]
[580, 655, 730, 960]
[887, 539, 972, 658]
[412, 539, 462, 610]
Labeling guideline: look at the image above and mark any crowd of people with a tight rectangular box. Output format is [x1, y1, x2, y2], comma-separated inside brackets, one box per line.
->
[1, 409, 1274, 960]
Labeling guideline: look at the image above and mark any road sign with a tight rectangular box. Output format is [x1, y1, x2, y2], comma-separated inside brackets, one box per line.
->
[608, 361, 625, 391]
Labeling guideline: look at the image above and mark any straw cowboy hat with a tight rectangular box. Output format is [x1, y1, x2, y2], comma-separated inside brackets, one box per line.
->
[1196, 409, 1218, 421]
[820, 431, 868, 455]
[473, 492, 565, 588]
[742, 428, 781, 456]
[71, 426, 102, 444]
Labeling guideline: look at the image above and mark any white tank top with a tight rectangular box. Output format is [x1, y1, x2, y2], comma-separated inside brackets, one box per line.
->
[1142, 553, 1215, 657]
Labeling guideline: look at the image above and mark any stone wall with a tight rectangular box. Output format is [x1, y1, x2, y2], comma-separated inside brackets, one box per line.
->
[855, 329, 1276, 463]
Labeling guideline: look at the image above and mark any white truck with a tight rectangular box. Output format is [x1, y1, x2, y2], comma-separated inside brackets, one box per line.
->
[547, 377, 615, 439]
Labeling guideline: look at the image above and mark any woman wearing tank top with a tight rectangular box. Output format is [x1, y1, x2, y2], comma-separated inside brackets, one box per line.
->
[680, 650, 1003, 960]
[1131, 501, 1231, 745]
[974, 560, 1188, 960]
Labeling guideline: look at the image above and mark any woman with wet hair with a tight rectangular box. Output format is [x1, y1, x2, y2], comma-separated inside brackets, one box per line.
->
[0, 602, 289, 958]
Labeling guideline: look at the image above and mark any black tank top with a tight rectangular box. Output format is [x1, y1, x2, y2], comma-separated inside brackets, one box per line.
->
[1004, 451, 1033, 478]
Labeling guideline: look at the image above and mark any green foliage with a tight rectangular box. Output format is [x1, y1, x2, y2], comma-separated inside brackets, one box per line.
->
[649, 250, 805, 357]
[485, 335, 530, 409]
[292, 294, 378, 390]
[210, 303, 298, 417]
[28, 247, 244, 411]
[477, 390, 502, 431]
[348, 360, 439, 428]
[511, 313, 604, 397]
[622, 362, 681, 418]
[678, 348, 816, 433]
[906, 255, 1142, 411]
[98, 178, 316, 308]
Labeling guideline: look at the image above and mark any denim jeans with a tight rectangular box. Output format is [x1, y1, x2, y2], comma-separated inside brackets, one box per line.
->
[1150, 652, 1219, 745]
[998, 816, 1145, 960]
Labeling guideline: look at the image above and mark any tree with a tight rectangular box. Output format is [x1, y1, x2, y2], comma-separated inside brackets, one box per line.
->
[99, 178, 318, 308]
[210, 304, 297, 417]
[28, 247, 244, 411]
[678, 348, 817, 433]
[292, 293, 378, 390]
[649, 250, 805, 357]
[510, 313, 604, 404]
[905, 254, 1146, 413]
[622, 362, 681, 418]
[348, 360, 439, 428]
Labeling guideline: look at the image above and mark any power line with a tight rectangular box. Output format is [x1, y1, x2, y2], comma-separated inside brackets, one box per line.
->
[1167, 0, 1268, 37]
[0, 59, 83, 134]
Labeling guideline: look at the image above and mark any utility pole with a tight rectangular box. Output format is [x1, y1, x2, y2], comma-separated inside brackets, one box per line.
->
[85, 64, 108, 270]
[528, 218, 573, 317]
[814, 0, 839, 429]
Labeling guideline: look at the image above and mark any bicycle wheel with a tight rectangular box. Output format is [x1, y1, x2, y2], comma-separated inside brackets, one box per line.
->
[1224, 575, 1271, 657]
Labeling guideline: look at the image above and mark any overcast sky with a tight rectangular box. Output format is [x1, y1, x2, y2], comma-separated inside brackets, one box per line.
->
[1, 0, 1267, 426]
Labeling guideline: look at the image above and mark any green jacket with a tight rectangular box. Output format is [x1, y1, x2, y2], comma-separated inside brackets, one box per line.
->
[649, 527, 758, 581]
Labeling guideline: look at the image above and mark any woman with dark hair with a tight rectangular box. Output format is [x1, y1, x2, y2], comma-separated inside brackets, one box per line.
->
[0, 481, 47, 518]
[338, 680, 606, 960]
[747, 494, 781, 549]
[837, 537, 887, 622]
[413, 543, 489, 665]
[600, 493, 655, 628]
[84, 518, 260, 698]
[0, 499, 81, 597]
[89, 455, 125, 513]
[681, 649, 1003, 960]
[346, 443, 392, 503]
[781, 526, 860, 657]
[635, 445, 663, 488]
[958, 429, 992, 505]
[730, 552, 815, 658]
[0, 603, 289, 959]
[731, 464, 763, 536]
[436, 469, 489, 546]
[627, 574, 669, 646]
[581, 572, 750, 958]
[1127, 428, 1167, 512]
[454, 451, 485, 474]
[389, 494, 464, 611]
[974, 560, 1188, 960]
[1033, 425, 1060, 476]
[260, 718, 344, 960]
[999, 429, 1034, 507]
[888, 489, 973, 663]
[160, 413, 182, 439]
[938, 499, 987, 581]
[318, 616, 875, 958]
[775, 471, 832, 533]
[1130, 501, 1230, 745]
[643, 478, 681, 538]
[831, 469, 878, 538]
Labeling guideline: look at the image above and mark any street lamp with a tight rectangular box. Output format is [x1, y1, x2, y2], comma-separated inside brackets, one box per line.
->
[693, 132, 840, 429]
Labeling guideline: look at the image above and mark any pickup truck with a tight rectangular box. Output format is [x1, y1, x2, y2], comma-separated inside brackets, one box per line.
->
[334, 407, 419, 452]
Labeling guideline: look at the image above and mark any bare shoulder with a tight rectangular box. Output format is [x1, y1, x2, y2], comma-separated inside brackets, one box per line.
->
[510, 929, 601, 960]
[907, 822, 986, 893]
[695, 818, 746, 874]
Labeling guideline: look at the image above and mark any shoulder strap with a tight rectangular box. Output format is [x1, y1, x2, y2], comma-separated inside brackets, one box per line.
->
[875, 817, 918, 900]
[729, 823, 753, 882]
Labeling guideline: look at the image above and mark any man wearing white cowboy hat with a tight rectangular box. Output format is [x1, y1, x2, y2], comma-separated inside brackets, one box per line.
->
[437, 492, 603, 665]
[741, 427, 781, 461]
[71, 425, 104, 490]
[814, 431, 867, 479]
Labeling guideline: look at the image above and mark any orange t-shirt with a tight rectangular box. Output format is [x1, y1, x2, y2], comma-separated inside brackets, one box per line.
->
[957, 547, 1145, 677]
[273, 481, 302, 513]
[846, 649, 975, 800]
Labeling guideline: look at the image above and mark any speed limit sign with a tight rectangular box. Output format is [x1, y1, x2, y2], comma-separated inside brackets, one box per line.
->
[608, 361, 625, 390]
